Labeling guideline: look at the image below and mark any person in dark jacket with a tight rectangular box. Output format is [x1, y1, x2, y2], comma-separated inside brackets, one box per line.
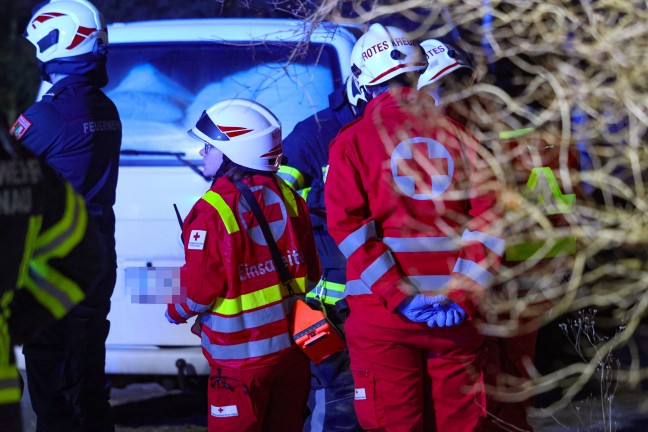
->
[277, 77, 368, 432]
[10, 1, 121, 430]
[0, 120, 103, 432]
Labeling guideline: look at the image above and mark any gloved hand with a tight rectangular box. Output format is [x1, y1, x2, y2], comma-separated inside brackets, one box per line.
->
[426, 302, 467, 328]
[397, 294, 451, 323]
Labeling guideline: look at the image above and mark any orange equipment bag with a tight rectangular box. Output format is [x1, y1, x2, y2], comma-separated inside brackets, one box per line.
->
[291, 299, 346, 365]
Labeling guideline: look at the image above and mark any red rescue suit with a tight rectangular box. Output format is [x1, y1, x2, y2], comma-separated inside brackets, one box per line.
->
[167, 173, 321, 432]
[325, 88, 503, 431]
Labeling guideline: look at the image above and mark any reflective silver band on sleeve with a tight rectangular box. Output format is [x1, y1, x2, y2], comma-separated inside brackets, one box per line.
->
[461, 229, 505, 257]
[453, 258, 493, 288]
[360, 250, 395, 288]
[383, 236, 459, 252]
[338, 221, 377, 258]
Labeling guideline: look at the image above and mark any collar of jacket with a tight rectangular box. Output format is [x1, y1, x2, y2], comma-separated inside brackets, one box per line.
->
[43, 75, 98, 99]
[364, 86, 434, 117]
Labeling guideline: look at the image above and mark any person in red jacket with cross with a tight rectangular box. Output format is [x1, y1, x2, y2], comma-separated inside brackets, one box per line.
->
[325, 24, 504, 431]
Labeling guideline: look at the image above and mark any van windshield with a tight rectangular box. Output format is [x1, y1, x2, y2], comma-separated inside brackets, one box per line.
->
[106, 42, 341, 164]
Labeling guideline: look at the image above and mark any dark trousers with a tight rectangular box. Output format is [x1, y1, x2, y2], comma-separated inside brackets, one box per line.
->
[0, 402, 23, 432]
[23, 268, 116, 432]
[303, 350, 362, 432]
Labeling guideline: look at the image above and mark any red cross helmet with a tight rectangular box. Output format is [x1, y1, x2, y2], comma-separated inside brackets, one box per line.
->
[188, 99, 283, 172]
[417, 39, 473, 90]
[24, 0, 108, 63]
[350, 23, 426, 88]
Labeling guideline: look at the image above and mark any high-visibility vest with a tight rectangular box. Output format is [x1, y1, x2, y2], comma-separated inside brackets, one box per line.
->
[173, 176, 319, 367]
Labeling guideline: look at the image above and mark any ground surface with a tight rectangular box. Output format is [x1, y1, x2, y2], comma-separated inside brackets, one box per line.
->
[18, 375, 648, 431]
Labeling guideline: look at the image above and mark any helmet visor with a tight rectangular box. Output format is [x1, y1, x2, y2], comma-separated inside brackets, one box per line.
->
[194, 110, 230, 142]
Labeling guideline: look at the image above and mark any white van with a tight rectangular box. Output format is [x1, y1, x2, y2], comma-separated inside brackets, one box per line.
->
[107, 18, 355, 377]
[18, 18, 355, 379]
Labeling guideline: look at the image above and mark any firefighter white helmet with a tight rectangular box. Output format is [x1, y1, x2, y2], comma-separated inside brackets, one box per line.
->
[24, 0, 108, 63]
[417, 39, 473, 90]
[188, 99, 282, 172]
[350, 23, 426, 88]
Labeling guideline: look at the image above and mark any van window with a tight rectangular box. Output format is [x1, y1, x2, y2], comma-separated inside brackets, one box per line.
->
[106, 42, 341, 164]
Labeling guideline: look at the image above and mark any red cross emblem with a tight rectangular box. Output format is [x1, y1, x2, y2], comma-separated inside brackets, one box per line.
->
[218, 407, 224, 413]
[391, 138, 454, 199]
[193, 232, 201, 241]
[395, 141, 449, 194]
[242, 191, 283, 228]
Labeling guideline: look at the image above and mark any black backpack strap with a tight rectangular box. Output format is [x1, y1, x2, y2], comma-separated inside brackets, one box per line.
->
[233, 179, 295, 296]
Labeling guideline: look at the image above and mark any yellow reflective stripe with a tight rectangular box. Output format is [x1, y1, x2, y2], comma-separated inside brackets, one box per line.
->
[277, 165, 305, 190]
[277, 179, 299, 217]
[505, 237, 577, 262]
[202, 191, 240, 234]
[0, 366, 21, 404]
[35, 184, 84, 252]
[212, 277, 307, 316]
[27, 185, 87, 318]
[527, 167, 575, 214]
[320, 281, 345, 293]
[17, 216, 41, 288]
[306, 280, 345, 305]
[1, 291, 13, 360]
[498, 127, 535, 140]
[298, 187, 311, 201]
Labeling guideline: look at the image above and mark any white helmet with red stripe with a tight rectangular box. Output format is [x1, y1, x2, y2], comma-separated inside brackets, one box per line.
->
[350, 23, 426, 88]
[24, 0, 108, 63]
[188, 99, 282, 172]
[417, 39, 473, 90]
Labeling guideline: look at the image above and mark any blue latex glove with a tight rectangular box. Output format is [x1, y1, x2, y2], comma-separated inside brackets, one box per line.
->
[426, 302, 467, 328]
[397, 294, 451, 323]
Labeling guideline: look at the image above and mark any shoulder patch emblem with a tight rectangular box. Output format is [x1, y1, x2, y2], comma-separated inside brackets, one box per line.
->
[188, 230, 207, 250]
[10, 114, 32, 141]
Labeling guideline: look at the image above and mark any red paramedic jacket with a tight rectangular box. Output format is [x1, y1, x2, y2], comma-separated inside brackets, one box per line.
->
[325, 88, 504, 325]
[167, 173, 321, 369]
